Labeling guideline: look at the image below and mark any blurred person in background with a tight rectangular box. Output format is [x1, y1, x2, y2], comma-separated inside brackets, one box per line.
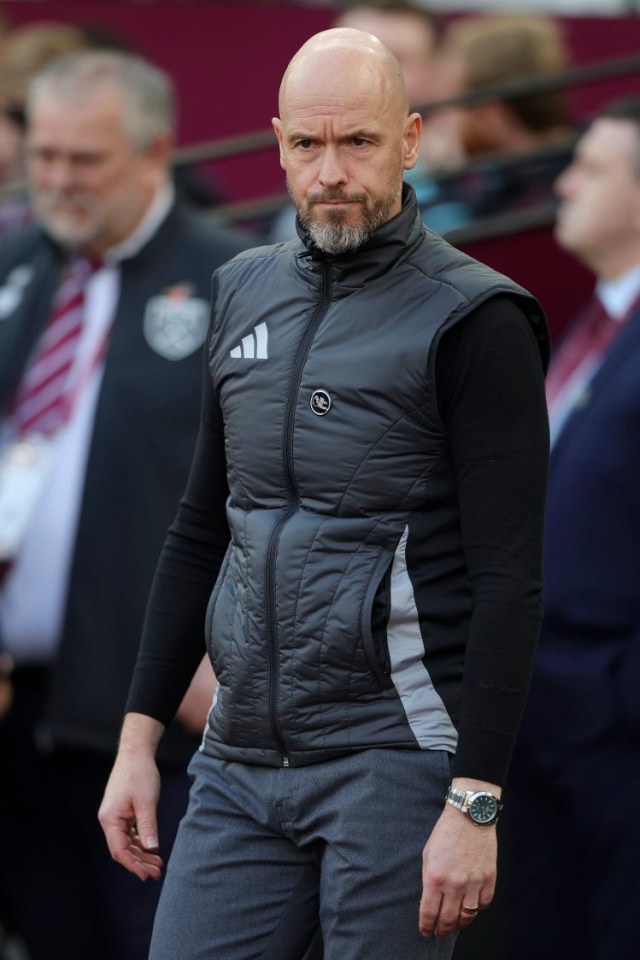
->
[0, 22, 94, 239]
[0, 49, 248, 960]
[504, 96, 640, 960]
[0, 21, 221, 243]
[421, 14, 576, 232]
[336, 1, 442, 108]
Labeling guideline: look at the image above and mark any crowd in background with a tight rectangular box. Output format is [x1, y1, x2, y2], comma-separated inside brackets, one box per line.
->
[1, 2, 639, 959]
[0, 0, 614, 252]
[0, 2, 635, 251]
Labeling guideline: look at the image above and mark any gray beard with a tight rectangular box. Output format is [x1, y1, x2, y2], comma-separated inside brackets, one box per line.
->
[292, 180, 401, 256]
[303, 219, 373, 256]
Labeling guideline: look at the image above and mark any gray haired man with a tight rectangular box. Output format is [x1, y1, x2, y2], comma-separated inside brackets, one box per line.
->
[0, 50, 247, 960]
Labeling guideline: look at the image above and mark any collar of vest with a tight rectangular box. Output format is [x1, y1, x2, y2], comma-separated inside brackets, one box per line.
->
[295, 183, 424, 292]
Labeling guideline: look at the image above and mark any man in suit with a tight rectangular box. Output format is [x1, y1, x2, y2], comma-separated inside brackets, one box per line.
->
[504, 97, 640, 960]
[0, 50, 248, 960]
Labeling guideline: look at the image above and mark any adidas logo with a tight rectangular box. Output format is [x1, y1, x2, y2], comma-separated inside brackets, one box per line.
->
[230, 322, 268, 359]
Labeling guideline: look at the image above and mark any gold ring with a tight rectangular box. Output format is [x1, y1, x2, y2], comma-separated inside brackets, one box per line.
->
[460, 905, 479, 915]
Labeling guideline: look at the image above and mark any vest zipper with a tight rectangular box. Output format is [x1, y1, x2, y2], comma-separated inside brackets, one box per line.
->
[264, 261, 333, 767]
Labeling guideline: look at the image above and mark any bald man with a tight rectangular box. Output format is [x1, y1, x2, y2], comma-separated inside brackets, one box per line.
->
[99, 29, 550, 960]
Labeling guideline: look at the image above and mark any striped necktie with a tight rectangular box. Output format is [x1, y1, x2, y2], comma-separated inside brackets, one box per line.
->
[545, 294, 620, 411]
[9, 257, 99, 438]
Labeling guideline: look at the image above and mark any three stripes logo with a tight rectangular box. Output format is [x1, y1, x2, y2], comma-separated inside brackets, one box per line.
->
[230, 322, 268, 360]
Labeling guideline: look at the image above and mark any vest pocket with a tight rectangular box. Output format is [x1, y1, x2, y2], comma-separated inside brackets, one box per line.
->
[361, 551, 394, 689]
[204, 548, 232, 663]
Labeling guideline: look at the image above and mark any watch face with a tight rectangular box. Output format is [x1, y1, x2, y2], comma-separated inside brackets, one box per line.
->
[469, 793, 498, 824]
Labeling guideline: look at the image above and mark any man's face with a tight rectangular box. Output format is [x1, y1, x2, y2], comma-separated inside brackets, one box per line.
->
[273, 62, 420, 255]
[554, 118, 640, 276]
[27, 86, 166, 256]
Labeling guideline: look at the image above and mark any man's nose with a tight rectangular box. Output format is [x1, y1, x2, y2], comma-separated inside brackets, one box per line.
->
[43, 159, 76, 192]
[318, 146, 347, 188]
[554, 165, 575, 200]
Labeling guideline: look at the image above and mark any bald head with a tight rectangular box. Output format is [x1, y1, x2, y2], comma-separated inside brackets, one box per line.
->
[279, 28, 409, 124]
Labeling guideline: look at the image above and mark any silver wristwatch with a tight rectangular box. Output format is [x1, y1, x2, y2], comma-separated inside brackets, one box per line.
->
[445, 786, 503, 825]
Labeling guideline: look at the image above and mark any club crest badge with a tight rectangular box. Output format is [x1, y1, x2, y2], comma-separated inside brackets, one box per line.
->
[143, 282, 208, 360]
[0, 265, 34, 321]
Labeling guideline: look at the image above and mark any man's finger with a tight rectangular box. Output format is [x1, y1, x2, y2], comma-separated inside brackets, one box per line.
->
[418, 888, 442, 937]
[131, 810, 159, 851]
[433, 897, 464, 938]
[457, 897, 481, 928]
[116, 846, 162, 882]
[106, 824, 164, 880]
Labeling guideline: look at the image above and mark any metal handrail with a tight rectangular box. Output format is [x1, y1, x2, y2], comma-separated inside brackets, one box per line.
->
[203, 135, 576, 227]
[413, 51, 640, 114]
[441, 202, 558, 246]
[171, 52, 640, 169]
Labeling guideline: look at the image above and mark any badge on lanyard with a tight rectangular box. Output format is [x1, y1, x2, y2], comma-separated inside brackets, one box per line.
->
[0, 265, 34, 321]
[0, 435, 54, 561]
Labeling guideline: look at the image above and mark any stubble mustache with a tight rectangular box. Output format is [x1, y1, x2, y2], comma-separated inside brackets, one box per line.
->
[306, 190, 367, 206]
[35, 190, 98, 217]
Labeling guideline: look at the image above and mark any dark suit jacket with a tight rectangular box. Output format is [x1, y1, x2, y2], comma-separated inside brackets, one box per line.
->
[531, 299, 640, 755]
[0, 204, 249, 761]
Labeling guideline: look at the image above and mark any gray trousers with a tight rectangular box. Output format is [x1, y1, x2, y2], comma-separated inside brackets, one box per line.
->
[150, 748, 457, 960]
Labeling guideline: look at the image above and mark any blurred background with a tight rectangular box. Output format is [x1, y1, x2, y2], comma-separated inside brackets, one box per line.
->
[1, 3, 639, 960]
[2, 0, 638, 337]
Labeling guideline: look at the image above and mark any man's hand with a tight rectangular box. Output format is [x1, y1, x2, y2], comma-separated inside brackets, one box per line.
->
[419, 778, 500, 938]
[98, 713, 166, 882]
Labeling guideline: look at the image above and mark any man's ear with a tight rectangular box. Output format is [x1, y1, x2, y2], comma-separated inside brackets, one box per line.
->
[145, 132, 174, 170]
[272, 117, 286, 172]
[403, 112, 422, 171]
[141, 132, 174, 190]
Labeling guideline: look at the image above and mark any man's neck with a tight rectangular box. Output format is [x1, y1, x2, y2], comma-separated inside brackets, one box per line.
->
[597, 262, 640, 321]
[100, 179, 175, 265]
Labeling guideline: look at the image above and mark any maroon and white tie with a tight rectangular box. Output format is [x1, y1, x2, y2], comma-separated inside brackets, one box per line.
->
[9, 257, 98, 438]
[545, 295, 620, 412]
[0, 257, 101, 584]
